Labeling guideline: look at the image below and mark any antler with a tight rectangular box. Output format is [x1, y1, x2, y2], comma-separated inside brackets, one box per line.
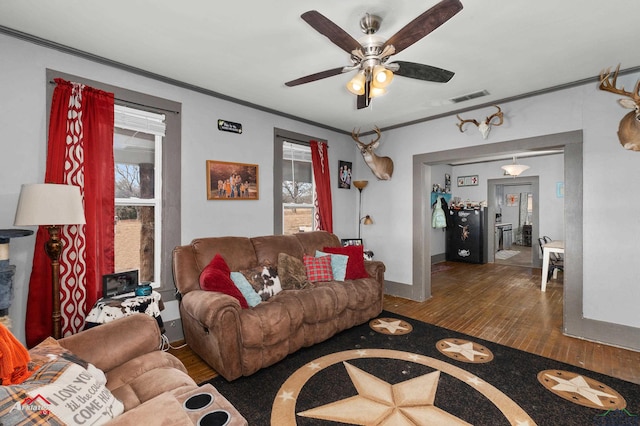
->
[486, 105, 504, 126]
[599, 64, 640, 102]
[352, 126, 381, 145]
[456, 115, 479, 132]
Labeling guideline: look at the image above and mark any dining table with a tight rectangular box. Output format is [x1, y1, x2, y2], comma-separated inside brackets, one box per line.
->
[540, 240, 564, 291]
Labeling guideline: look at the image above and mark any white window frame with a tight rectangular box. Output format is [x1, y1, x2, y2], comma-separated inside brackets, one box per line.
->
[114, 105, 165, 288]
[281, 141, 315, 234]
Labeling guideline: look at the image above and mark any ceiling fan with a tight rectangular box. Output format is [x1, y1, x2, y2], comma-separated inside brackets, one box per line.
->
[285, 0, 463, 109]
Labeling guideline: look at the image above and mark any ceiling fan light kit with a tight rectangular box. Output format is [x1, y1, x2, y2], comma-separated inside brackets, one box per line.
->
[346, 71, 366, 95]
[286, 0, 464, 109]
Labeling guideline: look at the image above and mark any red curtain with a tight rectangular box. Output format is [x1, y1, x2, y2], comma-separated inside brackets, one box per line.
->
[26, 79, 114, 347]
[310, 140, 333, 233]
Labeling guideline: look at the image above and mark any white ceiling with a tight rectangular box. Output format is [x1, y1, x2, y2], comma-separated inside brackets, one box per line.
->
[1, 0, 639, 133]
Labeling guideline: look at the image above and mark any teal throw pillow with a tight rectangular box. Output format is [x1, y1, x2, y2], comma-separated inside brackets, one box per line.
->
[316, 250, 348, 281]
[230, 272, 262, 307]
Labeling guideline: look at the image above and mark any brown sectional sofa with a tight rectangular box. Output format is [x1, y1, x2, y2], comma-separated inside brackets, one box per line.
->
[172, 231, 385, 381]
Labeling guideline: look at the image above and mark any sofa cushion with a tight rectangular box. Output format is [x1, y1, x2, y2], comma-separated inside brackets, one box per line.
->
[200, 254, 249, 308]
[277, 252, 310, 290]
[322, 245, 369, 279]
[230, 272, 262, 307]
[294, 231, 341, 255]
[316, 250, 348, 281]
[251, 234, 304, 267]
[303, 254, 333, 282]
[241, 264, 282, 301]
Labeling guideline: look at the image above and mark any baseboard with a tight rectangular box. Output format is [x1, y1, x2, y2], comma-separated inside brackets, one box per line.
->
[431, 253, 446, 264]
[384, 279, 427, 301]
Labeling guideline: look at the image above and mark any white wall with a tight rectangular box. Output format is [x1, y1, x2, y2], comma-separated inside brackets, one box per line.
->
[357, 77, 640, 332]
[2, 32, 638, 348]
[452, 155, 564, 240]
[0, 34, 357, 344]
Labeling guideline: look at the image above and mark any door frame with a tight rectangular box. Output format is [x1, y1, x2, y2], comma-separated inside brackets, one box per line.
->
[487, 177, 540, 267]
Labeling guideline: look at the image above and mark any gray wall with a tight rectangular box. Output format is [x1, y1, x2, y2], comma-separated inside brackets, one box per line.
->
[354, 76, 640, 348]
[1, 31, 639, 351]
[0, 34, 357, 344]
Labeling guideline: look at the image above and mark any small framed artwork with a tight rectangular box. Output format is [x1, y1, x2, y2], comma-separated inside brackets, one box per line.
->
[341, 238, 363, 247]
[206, 160, 259, 200]
[506, 193, 519, 206]
[338, 160, 352, 189]
[457, 175, 479, 187]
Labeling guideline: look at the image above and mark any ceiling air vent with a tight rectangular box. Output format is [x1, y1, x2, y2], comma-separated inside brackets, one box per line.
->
[449, 89, 490, 104]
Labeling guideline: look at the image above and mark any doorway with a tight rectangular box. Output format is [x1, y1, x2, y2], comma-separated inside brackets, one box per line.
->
[487, 177, 540, 268]
[402, 131, 583, 342]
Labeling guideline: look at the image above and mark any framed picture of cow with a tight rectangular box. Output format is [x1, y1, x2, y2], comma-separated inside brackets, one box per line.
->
[206, 160, 259, 200]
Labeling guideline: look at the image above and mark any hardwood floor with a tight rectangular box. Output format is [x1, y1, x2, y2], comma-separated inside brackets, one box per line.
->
[169, 261, 640, 385]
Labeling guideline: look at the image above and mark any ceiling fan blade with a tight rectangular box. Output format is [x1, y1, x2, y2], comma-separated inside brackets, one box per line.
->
[392, 61, 455, 83]
[383, 0, 463, 54]
[301, 10, 362, 54]
[285, 67, 348, 87]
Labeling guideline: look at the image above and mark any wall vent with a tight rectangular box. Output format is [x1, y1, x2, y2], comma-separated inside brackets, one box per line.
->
[449, 89, 490, 104]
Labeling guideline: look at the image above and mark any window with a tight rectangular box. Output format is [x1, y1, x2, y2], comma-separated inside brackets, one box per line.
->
[113, 105, 165, 286]
[282, 142, 314, 234]
[46, 69, 181, 296]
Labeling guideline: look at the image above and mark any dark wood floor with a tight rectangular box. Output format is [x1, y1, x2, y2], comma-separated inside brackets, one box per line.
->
[169, 261, 640, 385]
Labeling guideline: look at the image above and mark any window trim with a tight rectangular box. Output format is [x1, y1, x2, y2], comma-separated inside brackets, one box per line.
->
[273, 128, 325, 234]
[46, 69, 181, 300]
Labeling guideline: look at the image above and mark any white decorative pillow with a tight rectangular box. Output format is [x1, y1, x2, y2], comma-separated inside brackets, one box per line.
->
[0, 356, 124, 425]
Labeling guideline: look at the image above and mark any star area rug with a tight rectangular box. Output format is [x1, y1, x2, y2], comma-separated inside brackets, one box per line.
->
[205, 312, 640, 425]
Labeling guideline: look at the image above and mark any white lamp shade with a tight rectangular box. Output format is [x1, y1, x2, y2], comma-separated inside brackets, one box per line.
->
[371, 65, 394, 89]
[501, 164, 530, 176]
[14, 184, 86, 226]
[346, 72, 366, 95]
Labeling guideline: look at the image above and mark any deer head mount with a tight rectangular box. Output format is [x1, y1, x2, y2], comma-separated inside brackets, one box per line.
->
[599, 64, 640, 151]
[351, 126, 394, 180]
[456, 105, 504, 139]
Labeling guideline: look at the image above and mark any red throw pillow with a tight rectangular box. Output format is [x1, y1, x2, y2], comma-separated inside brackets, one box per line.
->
[322, 245, 369, 280]
[303, 255, 334, 282]
[199, 254, 249, 308]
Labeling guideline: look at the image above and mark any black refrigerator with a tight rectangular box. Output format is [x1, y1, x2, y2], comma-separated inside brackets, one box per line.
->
[446, 208, 488, 264]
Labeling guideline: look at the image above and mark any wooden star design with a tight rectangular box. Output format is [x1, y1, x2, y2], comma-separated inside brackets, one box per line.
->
[537, 369, 626, 410]
[543, 373, 618, 407]
[436, 339, 494, 363]
[278, 390, 295, 402]
[370, 318, 413, 335]
[297, 362, 470, 425]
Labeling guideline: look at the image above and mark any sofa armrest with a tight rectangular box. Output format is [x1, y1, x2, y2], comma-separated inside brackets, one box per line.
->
[180, 289, 243, 328]
[58, 314, 162, 373]
[364, 260, 386, 285]
[107, 392, 193, 425]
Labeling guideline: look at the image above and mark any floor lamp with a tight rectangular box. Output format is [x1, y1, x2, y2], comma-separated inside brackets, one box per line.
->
[14, 183, 86, 339]
[353, 180, 373, 239]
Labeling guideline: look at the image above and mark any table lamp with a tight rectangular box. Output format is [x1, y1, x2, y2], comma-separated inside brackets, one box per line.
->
[14, 183, 86, 338]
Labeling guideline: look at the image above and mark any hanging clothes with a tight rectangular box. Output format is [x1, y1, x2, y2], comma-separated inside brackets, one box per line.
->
[432, 197, 447, 229]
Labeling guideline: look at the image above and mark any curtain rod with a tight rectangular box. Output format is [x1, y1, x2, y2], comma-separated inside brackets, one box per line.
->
[48, 80, 180, 115]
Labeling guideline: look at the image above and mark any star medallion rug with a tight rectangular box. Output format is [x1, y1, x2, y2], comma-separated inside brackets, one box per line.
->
[205, 312, 640, 425]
